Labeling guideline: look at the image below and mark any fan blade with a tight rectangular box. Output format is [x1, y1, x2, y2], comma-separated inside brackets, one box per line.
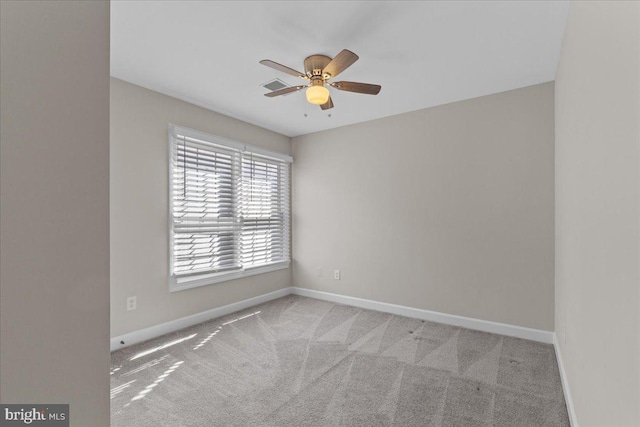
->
[264, 85, 306, 97]
[259, 60, 306, 78]
[331, 81, 381, 95]
[323, 49, 359, 78]
[320, 96, 334, 110]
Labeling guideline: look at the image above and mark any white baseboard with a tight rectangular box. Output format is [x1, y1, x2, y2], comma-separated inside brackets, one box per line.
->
[110, 287, 291, 352]
[553, 333, 579, 427]
[112, 285, 555, 353]
[291, 287, 554, 344]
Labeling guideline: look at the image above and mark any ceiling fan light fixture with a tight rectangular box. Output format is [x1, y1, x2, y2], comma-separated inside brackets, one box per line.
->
[260, 49, 380, 110]
[306, 85, 330, 105]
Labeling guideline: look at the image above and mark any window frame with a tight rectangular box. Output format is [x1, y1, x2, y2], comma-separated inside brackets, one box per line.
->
[168, 124, 291, 292]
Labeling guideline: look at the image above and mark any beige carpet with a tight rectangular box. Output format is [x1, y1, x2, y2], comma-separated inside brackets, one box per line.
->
[111, 295, 569, 426]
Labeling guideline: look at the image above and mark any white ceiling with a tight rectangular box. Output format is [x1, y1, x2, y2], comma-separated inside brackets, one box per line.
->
[111, 1, 570, 137]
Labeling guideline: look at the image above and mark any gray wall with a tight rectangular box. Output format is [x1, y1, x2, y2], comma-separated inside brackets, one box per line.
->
[292, 83, 555, 331]
[110, 78, 291, 338]
[0, 1, 111, 425]
[555, 1, 640, 426]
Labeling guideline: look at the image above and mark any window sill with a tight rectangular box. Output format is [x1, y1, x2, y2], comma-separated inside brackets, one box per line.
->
[169, 261, 290, 292]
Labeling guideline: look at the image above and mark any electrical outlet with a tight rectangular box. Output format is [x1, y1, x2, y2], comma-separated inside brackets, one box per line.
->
[334, 269, 340, 280]
[126, 296, 137, 311]
[317, 267, 322, 278]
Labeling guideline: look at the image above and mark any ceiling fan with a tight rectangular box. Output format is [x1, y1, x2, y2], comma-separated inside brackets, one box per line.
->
[259, 49, 381, 110]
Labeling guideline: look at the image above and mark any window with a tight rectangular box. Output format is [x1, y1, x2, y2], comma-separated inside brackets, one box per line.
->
[169, 125, 291, 291]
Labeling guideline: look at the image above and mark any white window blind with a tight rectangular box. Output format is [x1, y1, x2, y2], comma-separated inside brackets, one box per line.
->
[241, 153, 290, 269]
[169, 125, 291, 291]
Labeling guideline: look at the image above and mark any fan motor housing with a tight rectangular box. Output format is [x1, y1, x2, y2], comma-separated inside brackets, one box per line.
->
[304, 54, 332, 78]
